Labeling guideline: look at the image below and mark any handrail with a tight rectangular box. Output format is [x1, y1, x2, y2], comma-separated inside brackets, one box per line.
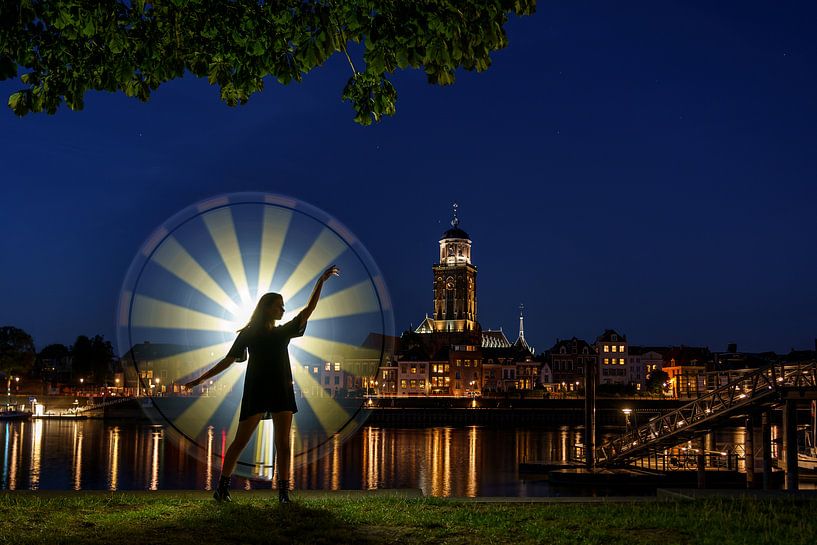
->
[593, 360, 817, 466]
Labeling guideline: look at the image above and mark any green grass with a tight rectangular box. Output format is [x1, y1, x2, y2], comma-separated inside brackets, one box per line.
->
[1, 494, 815, 545]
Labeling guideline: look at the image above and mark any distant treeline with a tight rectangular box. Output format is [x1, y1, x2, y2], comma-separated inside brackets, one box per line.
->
[0, 325, 116, 386]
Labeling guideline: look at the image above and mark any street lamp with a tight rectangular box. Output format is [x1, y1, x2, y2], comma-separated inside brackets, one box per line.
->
[622, 408, 633, 433]
[14, 376, 19, 392]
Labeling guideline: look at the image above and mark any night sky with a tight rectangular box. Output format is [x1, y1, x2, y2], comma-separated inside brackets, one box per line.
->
[1, 1, 815, 354]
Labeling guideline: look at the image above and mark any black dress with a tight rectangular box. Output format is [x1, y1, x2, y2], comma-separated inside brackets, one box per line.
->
[227, 312, 306, 421]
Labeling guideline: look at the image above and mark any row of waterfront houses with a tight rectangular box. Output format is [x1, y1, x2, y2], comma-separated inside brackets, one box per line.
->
[368, 326, 809, 399]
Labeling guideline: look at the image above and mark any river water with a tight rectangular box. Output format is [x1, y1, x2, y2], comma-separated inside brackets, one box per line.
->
[0, 418, 808, 495]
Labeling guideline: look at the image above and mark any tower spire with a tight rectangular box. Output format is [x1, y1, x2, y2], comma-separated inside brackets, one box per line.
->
[451, 202, 459, 228]
[518, 303, 525, 340]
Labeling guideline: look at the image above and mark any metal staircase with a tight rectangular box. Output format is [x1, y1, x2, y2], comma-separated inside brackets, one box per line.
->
[594, 360, 817, 467]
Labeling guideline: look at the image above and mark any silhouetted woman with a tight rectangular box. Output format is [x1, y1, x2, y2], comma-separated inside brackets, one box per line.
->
[184, 265, 340, 503]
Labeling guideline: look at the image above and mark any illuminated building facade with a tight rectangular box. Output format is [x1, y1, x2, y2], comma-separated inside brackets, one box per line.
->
[548, 337, 595, 390]
[596, 329, 629, 385]
[628, 346, 665, 389]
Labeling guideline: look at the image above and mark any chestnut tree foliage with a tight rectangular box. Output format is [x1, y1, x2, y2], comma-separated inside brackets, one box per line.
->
[0, 1, 535, 125]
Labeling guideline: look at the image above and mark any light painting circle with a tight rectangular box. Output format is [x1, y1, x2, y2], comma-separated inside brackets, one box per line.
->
[116, 192, 394, 480]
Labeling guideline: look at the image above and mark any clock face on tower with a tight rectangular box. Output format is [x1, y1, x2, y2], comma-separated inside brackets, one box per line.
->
[445, 277, 454, 290]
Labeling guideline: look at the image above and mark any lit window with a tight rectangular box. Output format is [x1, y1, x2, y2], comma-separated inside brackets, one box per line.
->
[324, 362, 331, 371]
[313, 366, 318, 374]
[411, 365, 416, 374]
[604, 345, 609, 353]
[334, 362, 341, 372]
[619, 345, 625, 352]
[465, 359, 471, 367]
[419, 380, 425, 388]
[604, 358, 609, 365]
[619, 358, 625, 365]
[401, 379, 407, 388]
[612, 345, 617, 353]
[410, 380, 416, 388]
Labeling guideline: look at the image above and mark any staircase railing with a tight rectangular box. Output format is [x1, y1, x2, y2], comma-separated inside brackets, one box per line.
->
[594, 360, 817, 466]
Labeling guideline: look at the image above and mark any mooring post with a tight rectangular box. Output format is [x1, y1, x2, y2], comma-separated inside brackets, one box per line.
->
[745, 413, 756, 488]
[584, 358, 596, 469]
[784, 399, 799, 491]
[697, 437, 707, 489]
[762, 409, 772, 490]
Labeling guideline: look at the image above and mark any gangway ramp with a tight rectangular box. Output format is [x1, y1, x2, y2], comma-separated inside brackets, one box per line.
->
[594, 360, 817, 467]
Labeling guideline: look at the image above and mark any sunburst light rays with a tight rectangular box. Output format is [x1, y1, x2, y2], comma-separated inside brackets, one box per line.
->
[280, 228, 347, 301]
[131, 295, 235, 332]
[256, 207, 293, 300]
[149, 341, 233, 379]
[203, 208, 252, 306]
[289, 280, 380, 322]
[118, 193, 393, 478]
[175, 363, 245, 435]
[151, 236, 240, 316]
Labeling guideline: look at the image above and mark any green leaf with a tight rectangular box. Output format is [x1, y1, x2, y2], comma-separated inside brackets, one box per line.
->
[8, 91, 30, 116]
[82, 19, 96, 37]
[109, 34, 126, 54]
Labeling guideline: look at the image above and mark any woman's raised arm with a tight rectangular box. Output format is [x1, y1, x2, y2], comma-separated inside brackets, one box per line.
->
[298, 265, 340, 326]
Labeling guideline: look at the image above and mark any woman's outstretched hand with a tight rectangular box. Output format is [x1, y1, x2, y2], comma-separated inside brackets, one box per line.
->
[321, 265, 340, 282]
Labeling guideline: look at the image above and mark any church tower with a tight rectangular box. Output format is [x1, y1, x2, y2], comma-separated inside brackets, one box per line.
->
[430, 203, 478, 332]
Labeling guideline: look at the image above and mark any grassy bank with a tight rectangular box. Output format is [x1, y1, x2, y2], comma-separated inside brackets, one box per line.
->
[1, 493, 815, 545]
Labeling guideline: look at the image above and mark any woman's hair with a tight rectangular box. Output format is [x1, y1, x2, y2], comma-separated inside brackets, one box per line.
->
[238, 292, 283, 332]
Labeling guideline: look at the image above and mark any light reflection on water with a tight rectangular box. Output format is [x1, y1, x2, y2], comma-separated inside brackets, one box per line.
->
[0, 419, 812, 495]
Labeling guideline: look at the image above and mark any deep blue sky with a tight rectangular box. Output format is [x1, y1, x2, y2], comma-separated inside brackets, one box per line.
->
[1, 1, 815, 354]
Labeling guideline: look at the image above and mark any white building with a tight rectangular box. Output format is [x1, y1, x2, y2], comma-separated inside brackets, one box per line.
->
[596, 329, 629, 386]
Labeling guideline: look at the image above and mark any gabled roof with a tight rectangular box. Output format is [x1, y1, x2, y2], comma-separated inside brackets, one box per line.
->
[482, 329, 511, 348]
[513, 335, 534, 355]
[415, 316, 436, 334]
[596, 329, 626, 343]
[549, 337, 594, 355]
